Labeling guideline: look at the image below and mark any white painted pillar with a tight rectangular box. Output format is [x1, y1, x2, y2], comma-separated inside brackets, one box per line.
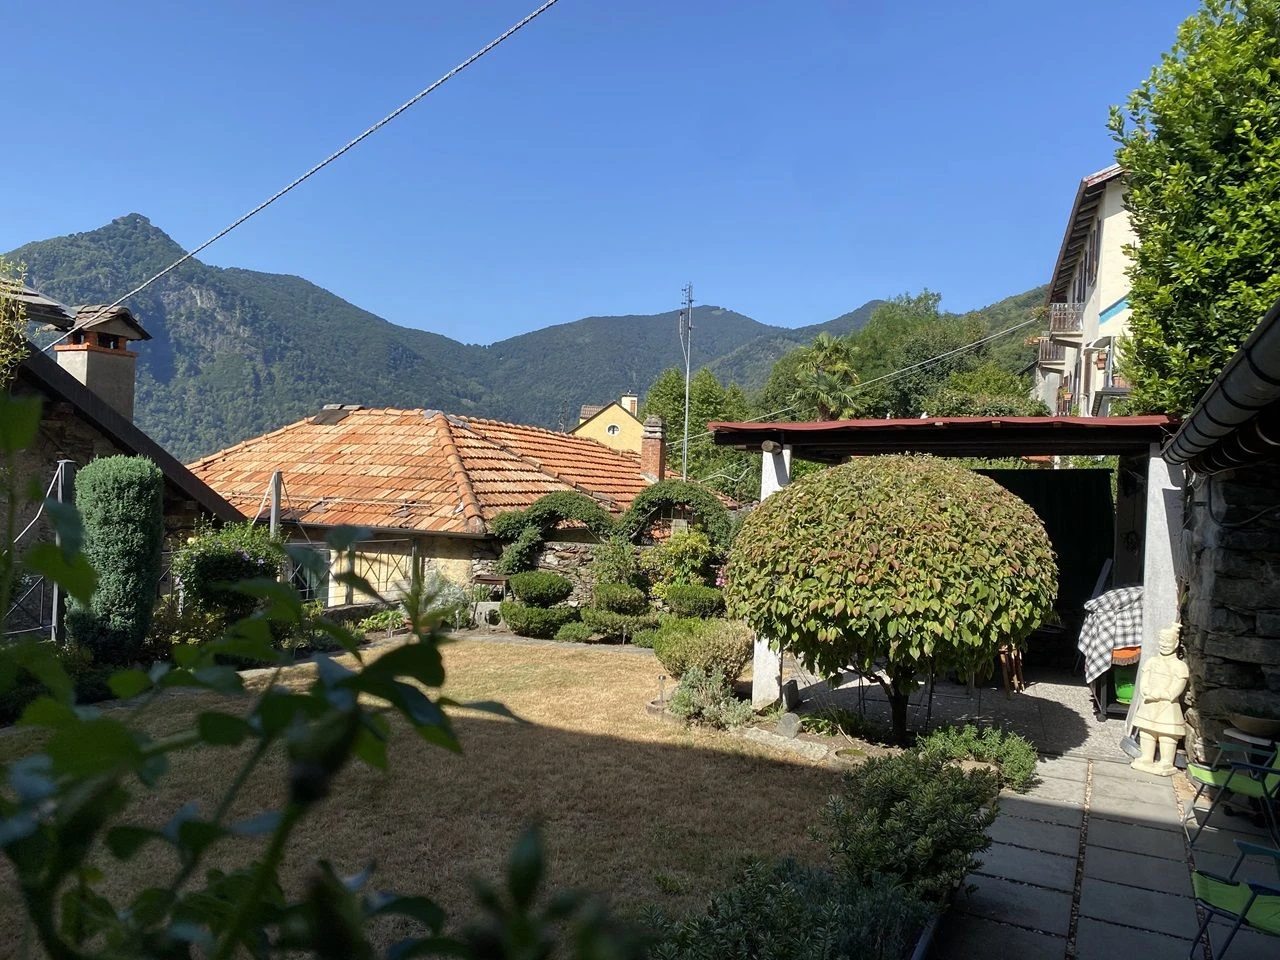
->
[1124, 446, 1185, 736]
[752, 445, 792, 708]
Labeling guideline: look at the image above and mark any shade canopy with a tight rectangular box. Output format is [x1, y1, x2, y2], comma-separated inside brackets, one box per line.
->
[709, 415, 1177, 463]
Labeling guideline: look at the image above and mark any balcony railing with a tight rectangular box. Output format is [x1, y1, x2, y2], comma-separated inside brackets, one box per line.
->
[1037, 338, 1066, 365]
[1048, 302, 1084, 334]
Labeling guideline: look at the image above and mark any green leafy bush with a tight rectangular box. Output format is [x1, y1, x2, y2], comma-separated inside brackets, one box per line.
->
[668, 666, 753, 729]
[618, 480, 732, 548]
[554, 621, 596, 643]
[640, 530, 718, 599]
[66, 456, 164, 665]
[631, 627, 659, 649]
[663, 583, 725, 618]
[652, 618, 753, 682]
[499, 600, 578, 639]
[649, 859, 928, 960]
[917, 723, 1039, 792]
[816, 752, 997, 903]
[580, 607, 658, 642]
[147, 595, 224, 655]
[592, 582, 649, 614]
[509, 571, 573, 607]
[0, 645, 114, 725]
[1110, 0, 1280, 415]
[358, 607, 407, 633]
[171, 521, 287, 622]
[725, 455, 1057, 741]
[591, 537, 645, 589]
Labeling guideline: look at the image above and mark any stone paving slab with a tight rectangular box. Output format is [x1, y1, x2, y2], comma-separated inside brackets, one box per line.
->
[976, 842, 1076, 892]
[1088, 774, 1176, 807]
[1189, 821, 1272, 858]
[998, 793, 1085, 828]
[1077, 877, 1200, 939]
[953, 875, 1073, 937]
[1033, 755, 1090, 782]
[934, 913, 1066, 960]
[1089, 791, 1183, 830]
[1083, 845, 1193, 897]
[1086, 816, 1187, 861]
[1016, 775, 1087, 805]
[989, 814, 1080, 857]
[1074, 917, 1192, 960]
[1089, 759, 1170, 787]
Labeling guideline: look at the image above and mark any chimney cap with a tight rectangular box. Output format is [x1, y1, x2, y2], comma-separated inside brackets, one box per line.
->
[642, 415, 665, 437]
[71, 304, 151, 341]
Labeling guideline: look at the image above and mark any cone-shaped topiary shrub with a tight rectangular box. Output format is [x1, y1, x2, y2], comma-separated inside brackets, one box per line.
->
[66, 456, 164, 665]
[724, 455, 1057, 742]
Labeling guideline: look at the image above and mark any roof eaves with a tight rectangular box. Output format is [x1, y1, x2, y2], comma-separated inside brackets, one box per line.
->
[17, 345, 242, 523]
[1045, 164, 1125, 306]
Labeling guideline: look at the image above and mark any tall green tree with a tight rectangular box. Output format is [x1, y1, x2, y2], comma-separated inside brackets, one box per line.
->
[1110, 0, 1280, 414]
[642, 367, 757, 500]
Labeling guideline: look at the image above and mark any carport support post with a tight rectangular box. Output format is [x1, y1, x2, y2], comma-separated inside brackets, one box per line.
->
[752, 443, 792, 709]
[1126, 446, 1184, 733]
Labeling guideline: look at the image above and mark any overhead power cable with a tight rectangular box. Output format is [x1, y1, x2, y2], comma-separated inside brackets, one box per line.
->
[669, 314, 1042, 449]
[45, 0, 564, 350]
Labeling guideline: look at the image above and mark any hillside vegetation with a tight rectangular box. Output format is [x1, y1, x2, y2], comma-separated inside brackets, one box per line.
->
[9, 214, 1043, 463]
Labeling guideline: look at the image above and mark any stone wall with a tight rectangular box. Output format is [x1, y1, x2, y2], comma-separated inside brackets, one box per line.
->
[1181, 462, 1280, 759]
[469, 533, 600, 605]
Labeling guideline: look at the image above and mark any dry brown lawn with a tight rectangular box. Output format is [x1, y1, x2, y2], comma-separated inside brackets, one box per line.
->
[0, 636, 840, 952]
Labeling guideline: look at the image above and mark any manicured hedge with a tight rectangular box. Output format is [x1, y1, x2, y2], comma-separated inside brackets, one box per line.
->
[580, 607, 657, 643]
[664, 584, 725, 618]
[66, 456, 164, 665]
[498, 601, 578, 639]
[592, 582, 648, 615]
[553, 621, 595, 644]
[508, 571, 573, 607]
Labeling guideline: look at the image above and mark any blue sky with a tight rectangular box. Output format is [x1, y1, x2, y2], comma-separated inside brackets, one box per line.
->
[2, 1, 1197, 343]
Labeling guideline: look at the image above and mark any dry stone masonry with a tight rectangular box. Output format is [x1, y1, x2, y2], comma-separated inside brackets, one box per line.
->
[1181, 462, 1280, 758]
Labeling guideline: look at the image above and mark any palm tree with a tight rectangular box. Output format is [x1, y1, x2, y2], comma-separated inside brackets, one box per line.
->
[791, 333, 861, 420]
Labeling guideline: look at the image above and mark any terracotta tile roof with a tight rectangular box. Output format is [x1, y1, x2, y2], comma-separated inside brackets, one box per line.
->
[186, 407, 663, 535]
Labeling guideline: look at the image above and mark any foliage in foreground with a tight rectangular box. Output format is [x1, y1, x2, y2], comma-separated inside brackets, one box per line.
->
[1, 393, 645, 959]
[726, 455, 1057, 741]
[648, 858, 928, 960]
[66, 455, 165, 665]
[1111, 0, 1280, 415]
[816, 753, 997, 904]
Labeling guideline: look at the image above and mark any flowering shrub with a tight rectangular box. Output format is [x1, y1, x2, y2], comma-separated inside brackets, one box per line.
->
[171, 521, 287, 622]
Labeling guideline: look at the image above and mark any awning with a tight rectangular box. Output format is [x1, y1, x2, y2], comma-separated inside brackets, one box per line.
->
[709, 415, 1177, 463]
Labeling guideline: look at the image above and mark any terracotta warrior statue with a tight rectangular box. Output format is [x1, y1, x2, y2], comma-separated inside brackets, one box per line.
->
[1130, 623, 1189, 776]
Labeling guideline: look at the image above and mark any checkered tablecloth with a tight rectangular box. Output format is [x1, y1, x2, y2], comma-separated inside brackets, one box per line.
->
[1077, 586, 1144, 683]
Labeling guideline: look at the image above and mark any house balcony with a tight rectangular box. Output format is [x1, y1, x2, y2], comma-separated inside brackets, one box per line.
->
[1091, 372, 1131, 416]
[1047, 302, 1085, 346]
[1036, 337, 1067, 371]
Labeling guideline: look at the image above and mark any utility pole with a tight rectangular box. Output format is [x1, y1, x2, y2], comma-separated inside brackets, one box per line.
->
[50, 460, 75, 645]
[679, 282, 694, 480]
[269, 470, 283, 538]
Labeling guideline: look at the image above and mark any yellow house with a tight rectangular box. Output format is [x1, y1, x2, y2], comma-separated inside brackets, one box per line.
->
[571, 394, 643, 452]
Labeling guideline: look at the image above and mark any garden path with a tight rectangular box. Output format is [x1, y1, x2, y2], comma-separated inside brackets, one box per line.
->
[933, 754, 1276, 960]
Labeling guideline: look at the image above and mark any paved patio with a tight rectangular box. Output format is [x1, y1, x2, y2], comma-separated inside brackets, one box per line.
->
[790, 669, 1278, 958]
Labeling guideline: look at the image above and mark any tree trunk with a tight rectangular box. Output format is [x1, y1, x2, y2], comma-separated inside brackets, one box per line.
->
[888, 689, 910, 744]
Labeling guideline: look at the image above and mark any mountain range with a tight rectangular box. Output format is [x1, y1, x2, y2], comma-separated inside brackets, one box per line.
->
[8, 215, 1039, 461]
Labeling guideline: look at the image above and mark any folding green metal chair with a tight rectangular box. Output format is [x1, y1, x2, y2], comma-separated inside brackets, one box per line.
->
[1185, 744, 1280, 848]
[1190, 839, 1280, 958]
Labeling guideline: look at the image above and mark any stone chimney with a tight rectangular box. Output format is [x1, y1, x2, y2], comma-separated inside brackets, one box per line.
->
[54, 305, 150, 421]
[641, 415, 666, 481]
[620, 393, 639, 417]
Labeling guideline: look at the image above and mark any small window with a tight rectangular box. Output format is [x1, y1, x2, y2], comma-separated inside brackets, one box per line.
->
[607, 424, 620, 436]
